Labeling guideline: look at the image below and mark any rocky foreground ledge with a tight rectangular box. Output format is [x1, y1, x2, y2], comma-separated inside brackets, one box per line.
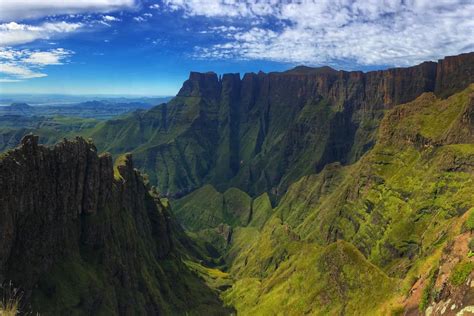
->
[0, 135, 228, 315]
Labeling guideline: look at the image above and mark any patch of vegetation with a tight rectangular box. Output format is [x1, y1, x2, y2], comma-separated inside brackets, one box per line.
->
[450, 261, 474, 286]
[113, 153, 130, 180]
[419, 267, 438, 312]
[184, 260, 233, 291]
[465, 210, 474, 233]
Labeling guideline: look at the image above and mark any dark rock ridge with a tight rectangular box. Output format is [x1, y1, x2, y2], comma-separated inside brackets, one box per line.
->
[0, 135, 228, 315]
[91, 52, 474, 198]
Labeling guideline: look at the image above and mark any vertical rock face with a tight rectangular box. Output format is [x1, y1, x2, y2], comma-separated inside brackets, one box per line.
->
[91, 52, 474, 198]
[0, 136, 226, 315]
[0, 135, 115, 291]
[177, 71, 221, 100]
[435, 52, 474, 98]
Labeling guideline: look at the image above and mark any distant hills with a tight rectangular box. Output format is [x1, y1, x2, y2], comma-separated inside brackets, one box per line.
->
[0, 97, 172, 119]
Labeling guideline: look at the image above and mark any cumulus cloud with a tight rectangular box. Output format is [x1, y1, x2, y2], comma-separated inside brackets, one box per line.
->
[0, 21, 83, 46]
[0, 0, 136, 22]
[0, 47, 73, 81]
[0, 1, 132, 82]
[165, 0, 474, 67]
[149, 4, 160, 10]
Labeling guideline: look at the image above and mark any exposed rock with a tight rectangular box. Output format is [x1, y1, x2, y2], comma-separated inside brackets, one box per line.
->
[0, 135, 229, 315]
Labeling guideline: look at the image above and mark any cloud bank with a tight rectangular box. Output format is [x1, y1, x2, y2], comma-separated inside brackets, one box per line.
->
[0, 21, 83, 46]
[0, 0, 136, 22]
[165, 0, 474, 67]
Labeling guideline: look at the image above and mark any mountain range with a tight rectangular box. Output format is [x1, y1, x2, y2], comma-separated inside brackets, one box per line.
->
[0, 52, 473, 315]
[86, 53, 474, 200]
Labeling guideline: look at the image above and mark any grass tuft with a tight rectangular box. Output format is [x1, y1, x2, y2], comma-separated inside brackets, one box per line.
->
[0, 281, 22, 316]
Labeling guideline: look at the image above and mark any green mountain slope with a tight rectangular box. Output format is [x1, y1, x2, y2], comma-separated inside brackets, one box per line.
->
[176, 85, 474, 314]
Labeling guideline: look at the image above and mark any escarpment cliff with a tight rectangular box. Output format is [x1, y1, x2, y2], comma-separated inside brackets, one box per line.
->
[215, 85, 474, 316]
[89, 52, 474, 198]
[0, 135, 229, 315]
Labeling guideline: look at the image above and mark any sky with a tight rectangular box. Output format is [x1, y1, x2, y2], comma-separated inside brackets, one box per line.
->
[0, 0, 473, 96]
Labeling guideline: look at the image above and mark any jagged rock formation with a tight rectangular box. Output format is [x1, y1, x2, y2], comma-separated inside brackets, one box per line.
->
[89, 52, 474, 198]
[0, 135, 229, 315]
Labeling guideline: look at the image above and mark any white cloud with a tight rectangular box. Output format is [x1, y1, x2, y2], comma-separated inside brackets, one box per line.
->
[0, 47, 73, 81]
[103, 15, 121, 22]
[0, 0, 136, 22]
[163, 0, 265, 17]
[133, 12, 153, 22]
[23, 48, 72, 65]
[149, 4, 160, 10]
[0, 21, 83, 46]
[209, 26, 242, 33]
[133, 16, 146, 22]
[0, 63, 46, 79]
[165, 0, 474, 67]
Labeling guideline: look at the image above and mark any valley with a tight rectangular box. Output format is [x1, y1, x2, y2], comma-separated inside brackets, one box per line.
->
[0, 52, 473, 315]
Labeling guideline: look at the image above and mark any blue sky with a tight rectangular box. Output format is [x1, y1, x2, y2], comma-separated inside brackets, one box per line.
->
[0, 0, 473, 96]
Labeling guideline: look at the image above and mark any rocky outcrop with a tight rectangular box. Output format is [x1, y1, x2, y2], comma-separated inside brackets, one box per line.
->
[0, 135, 228, 315]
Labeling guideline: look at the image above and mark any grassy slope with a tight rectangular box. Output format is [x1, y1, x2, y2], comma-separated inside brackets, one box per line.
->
[87, 96, 218, 195]
[223, 241, 395, 315]
[204, 85, 474, 314]
[172, 185, 255, 232]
